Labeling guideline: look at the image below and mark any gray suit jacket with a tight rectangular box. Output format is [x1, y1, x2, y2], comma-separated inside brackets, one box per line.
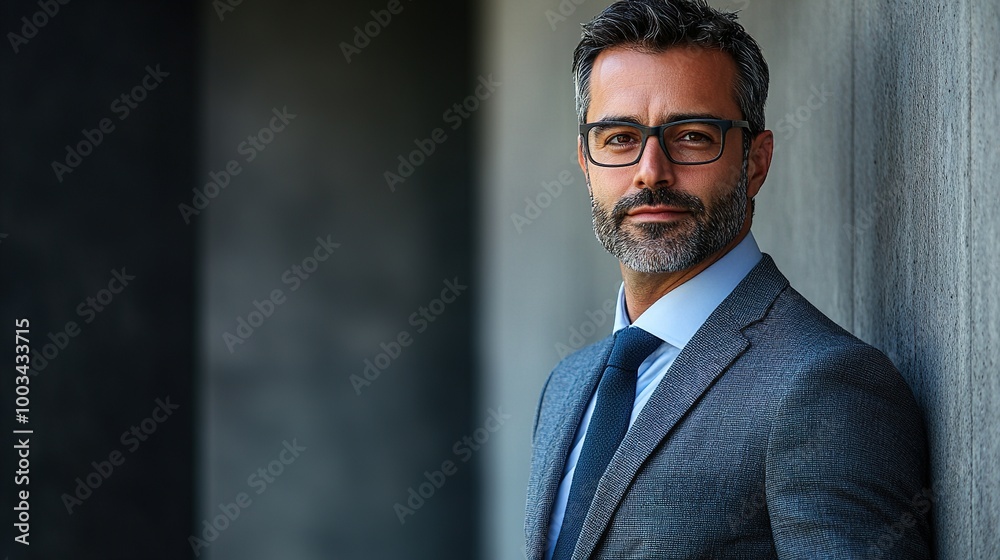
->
[525, 255, 931, 559]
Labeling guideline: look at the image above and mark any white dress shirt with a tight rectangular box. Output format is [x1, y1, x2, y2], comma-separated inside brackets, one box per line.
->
[544, 233, 764, 559]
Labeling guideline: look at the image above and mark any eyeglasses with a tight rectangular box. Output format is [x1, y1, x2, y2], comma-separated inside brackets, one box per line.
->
[579, 118, 750, 167]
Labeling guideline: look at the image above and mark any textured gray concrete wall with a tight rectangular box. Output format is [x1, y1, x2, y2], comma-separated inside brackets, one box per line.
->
[734, 0, 854, 328]
[478, 1, 613, 558]
[481, 0, 1000, 557]
[970, 2, 1000, 555]
[848, 1, 973, 554]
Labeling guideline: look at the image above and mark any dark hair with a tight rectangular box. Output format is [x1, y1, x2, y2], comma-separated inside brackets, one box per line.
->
[572, 0, 769, 136]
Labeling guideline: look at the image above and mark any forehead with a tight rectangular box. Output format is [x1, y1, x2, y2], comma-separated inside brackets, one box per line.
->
[586, 45, 740, 122]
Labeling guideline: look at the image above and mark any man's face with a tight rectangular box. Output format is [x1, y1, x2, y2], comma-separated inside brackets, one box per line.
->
[581, 46, 765, 274]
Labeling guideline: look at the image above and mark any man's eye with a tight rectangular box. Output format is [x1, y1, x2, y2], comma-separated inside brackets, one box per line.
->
[608, 134, 638, 145]
[678, 131, 712, 143]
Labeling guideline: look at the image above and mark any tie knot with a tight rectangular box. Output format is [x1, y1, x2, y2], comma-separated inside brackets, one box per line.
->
[607, 327, 662, 372]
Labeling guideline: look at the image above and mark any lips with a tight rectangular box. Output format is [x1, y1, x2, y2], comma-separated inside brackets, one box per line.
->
[610, 189, 704, 225]
[626, 206, 690, 221]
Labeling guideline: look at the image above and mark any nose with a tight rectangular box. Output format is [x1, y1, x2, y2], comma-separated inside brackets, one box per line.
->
[632, 134, 677, 191]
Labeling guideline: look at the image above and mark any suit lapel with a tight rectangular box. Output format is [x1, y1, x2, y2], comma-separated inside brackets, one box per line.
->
[570, 255, 789, 559]
[525, 337, 614, 558]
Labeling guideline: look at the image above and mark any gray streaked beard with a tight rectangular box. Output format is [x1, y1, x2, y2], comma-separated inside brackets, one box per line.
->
[590, 165, 749, 274]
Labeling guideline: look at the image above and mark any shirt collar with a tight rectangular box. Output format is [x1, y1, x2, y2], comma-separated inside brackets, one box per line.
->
[612, 232, 763, 349]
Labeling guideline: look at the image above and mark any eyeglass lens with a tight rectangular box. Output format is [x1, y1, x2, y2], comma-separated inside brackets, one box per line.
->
[587, 121, 725, 165]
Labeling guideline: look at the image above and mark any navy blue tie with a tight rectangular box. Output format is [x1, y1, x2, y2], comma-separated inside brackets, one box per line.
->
[552, 326, 663, 560]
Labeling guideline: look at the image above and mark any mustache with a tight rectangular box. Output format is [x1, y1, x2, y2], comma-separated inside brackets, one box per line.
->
[610, 188, 706, 224]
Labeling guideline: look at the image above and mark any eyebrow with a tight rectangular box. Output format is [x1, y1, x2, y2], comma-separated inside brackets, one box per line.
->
[594, 113, 726, 125]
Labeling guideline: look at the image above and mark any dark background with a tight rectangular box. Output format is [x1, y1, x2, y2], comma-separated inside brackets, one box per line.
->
[1, 0, 477, 558]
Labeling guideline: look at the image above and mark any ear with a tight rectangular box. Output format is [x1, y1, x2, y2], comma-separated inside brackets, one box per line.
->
[746, 130, 773, 199]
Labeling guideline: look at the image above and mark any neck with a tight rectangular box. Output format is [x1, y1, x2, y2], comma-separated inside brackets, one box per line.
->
[621, 224, 751, 323]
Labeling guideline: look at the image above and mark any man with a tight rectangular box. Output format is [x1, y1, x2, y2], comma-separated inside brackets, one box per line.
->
[524, 1, 932, 558]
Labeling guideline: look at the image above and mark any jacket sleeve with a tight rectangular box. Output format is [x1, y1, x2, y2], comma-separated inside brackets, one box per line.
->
[764, 343, 933, 559]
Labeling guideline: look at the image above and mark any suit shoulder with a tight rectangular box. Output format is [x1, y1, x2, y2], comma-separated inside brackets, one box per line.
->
[762, 286, 887, 356]
[544, 335, 614, 394]
[755, 286, 912, 398]
[553, 334, 614, 372]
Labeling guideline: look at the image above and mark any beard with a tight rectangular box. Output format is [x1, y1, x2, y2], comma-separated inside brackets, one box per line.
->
[590, 163, 750, 274]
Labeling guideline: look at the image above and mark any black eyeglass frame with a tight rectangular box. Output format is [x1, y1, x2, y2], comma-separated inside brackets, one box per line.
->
[579, 118, 752, 167]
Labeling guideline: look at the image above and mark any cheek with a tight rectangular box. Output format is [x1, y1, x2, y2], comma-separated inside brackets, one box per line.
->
[591, 181, 620, 202]
[695, 161, 743, 198]
[588, 168, 636, 201]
